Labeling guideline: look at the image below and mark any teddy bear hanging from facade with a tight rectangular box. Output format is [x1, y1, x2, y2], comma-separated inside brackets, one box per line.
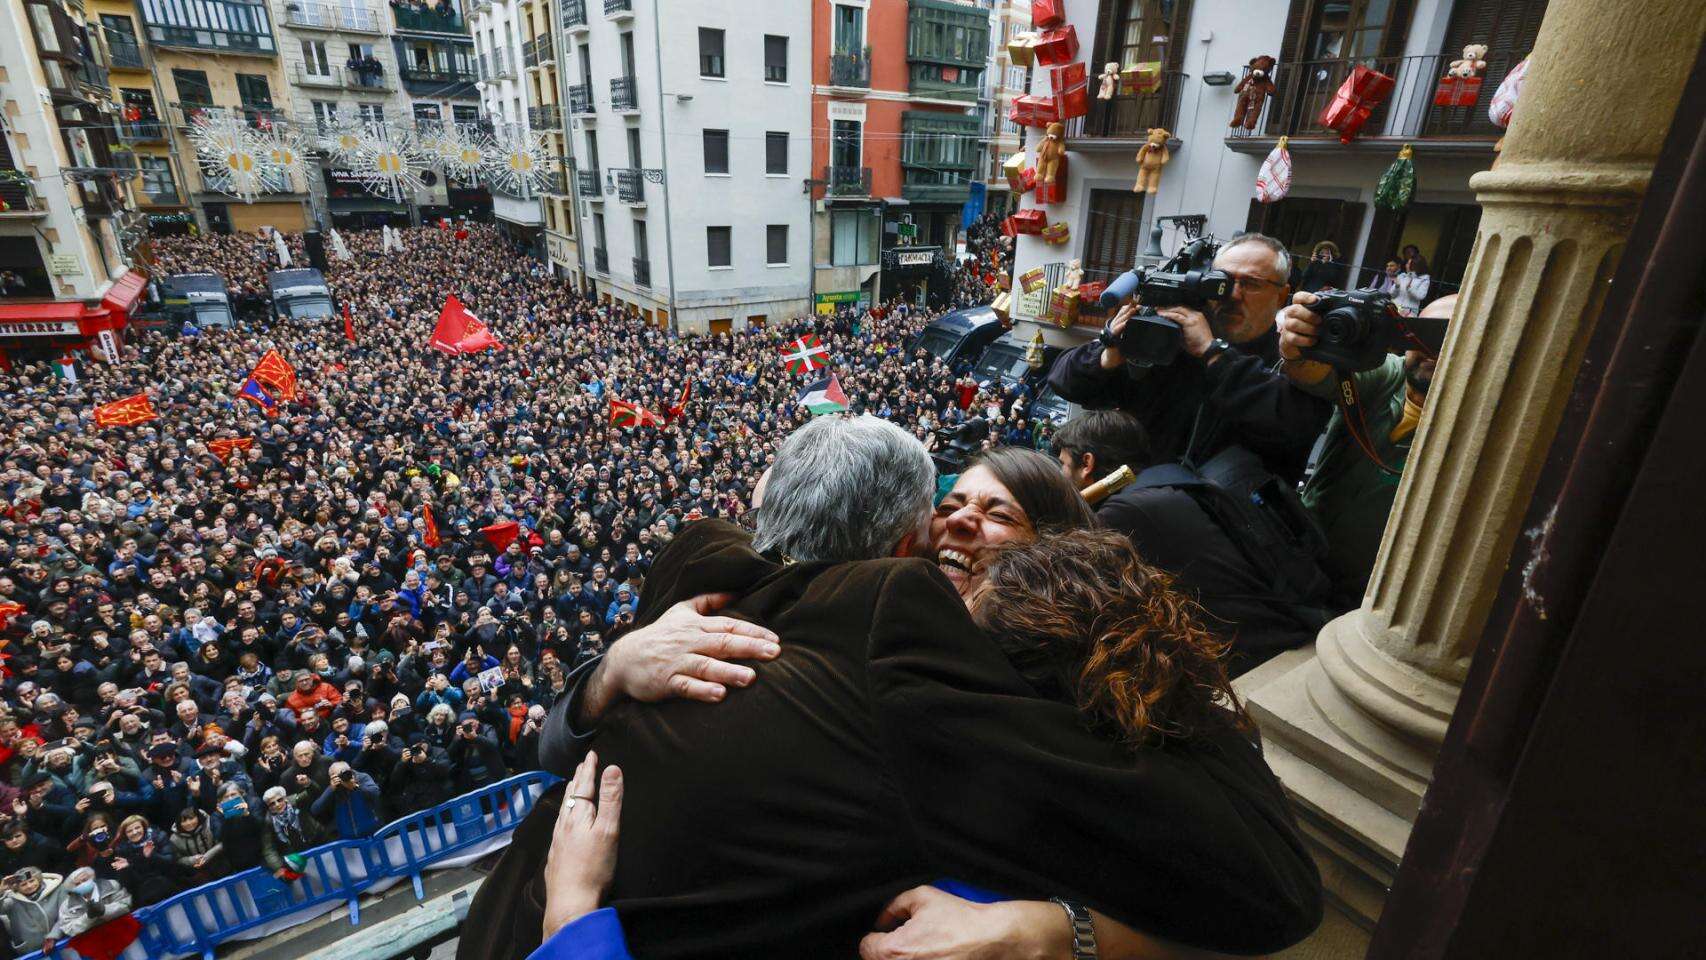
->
[1449, 44, 1488, 78]
[1097, 62, 1119, 100]
[1132, 127, 1171, 194]
[1229, 55, 1277, 134]
[1036, 122, 1068, 184]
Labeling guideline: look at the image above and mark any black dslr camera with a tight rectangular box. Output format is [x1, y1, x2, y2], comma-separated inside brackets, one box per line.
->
[1097, 237, 1233, 366]
[1302, 289, 1448, 372]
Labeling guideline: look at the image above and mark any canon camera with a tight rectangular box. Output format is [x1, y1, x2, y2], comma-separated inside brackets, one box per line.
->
[1301, 289, 1448, 372]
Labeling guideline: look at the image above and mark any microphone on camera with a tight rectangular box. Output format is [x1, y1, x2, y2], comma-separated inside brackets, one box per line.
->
[1098, 270, 1142, 310]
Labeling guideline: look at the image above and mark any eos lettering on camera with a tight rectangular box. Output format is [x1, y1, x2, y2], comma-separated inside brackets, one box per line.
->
[1096, 237, 1234, 367]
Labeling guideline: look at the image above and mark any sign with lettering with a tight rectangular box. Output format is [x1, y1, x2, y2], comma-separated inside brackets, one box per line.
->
[0, 320, 81, 337]
[49, 255, 81, 276]
[1017, 288, 1048, 319]
[894, 250, 934, 267]
[96, 329, 119, 363]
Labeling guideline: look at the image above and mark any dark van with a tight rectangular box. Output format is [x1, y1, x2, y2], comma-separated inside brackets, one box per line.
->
[910, 305, 1004, 370]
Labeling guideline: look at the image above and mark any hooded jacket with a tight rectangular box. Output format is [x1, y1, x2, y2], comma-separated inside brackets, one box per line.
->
[0, 872, 65, 953]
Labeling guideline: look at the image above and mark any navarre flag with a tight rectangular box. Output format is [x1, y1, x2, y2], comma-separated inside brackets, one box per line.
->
[423, 504, 442, 549]
[238, 377, 278, 416]
[207, 437, 254, 463]
[343, 303, 357, 344]
[251, 349, 297, 400]
[608, 398, 662, 429]
[666, 379, 693, 423]
[779, 334, 830, 373]
[430, 295, 504, 355]
[92, 393, 157, 428]
[480, 520, 520, 553]
[798, 373, 850, 415]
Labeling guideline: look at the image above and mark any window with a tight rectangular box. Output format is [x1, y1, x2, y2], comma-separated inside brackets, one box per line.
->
[830, 119, 861, 169]
[311, 100, 338, 129]
[302, 39, 331, 77]
[1082, 189, 1147, 286]
[702, 129, 729, 174]
[586, 130, 602, 172]
[349, 41, 376, 62]
[765, 132, 787, 175]
[453, 105, 480, 125]
[137, 156, 175, 200]
[593, 212, 607, 249]
[707, 226, 731, 267]
[766, 225, 788, 265]
[358, 103, 385, 125]
[172, 69, 212, 107]
[633, 218, 649, 260]
[830, 209, 878, 266]
[699, 28, 724, 78]
[763, 35, 787, 82]
[626, 127, 642, 168]
[414, 103, 442, 129]
[235, 74, 273, 109]
[832, 4, 864, 52]
[620, 31, 636, 78]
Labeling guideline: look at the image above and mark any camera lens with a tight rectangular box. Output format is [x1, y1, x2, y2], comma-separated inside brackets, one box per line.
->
[1321, 307, 1369, 346]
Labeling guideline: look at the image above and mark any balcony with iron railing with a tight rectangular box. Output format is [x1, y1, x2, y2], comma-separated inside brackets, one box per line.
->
[106, 35, 146, 69]
[295, 63, 344, 88]
[523, 34, 553, 68]
[540, 170, 569, 195]
[632, 256, 650, 287]
[614, 167, 643, 203]
[828, 47, 872, 89]
[528, 105, 563, 130]
[285, 2, 384, 33]
[562, 0, 587, 31]
[392, 5, 468, 34]
[1227, 51, 1522, 154]
[604, 0, 632, 18]
[568, 82, 595, 115]
[610, 75, 637, 112]
[1061, 69, 1188, 146]
[116, 119, 169, 143]
[143, 3, 278, 56]
[823, 164, 871, 197]
[0, 176, 45, 217]
[74, 60, 111, 92]
[576, 168, 601, 197]
[480, 50, 514, 80]
[593, 246, 609, 273]
[400, 60, 477, 85]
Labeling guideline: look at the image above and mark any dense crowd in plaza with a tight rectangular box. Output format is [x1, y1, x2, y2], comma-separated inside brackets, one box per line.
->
[0, 220, 1040, 954]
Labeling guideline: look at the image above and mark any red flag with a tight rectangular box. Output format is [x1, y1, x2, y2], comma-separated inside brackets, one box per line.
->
[608, 398, 661, 429]
[343, 303, 357, 344]
[66, 912, 142, 960]
[667, 379, 693, 423]
[92, 393, 157, 428]
[251, 349, 297, 401]
[423, 504, 442, 549]
[207, 437, 254, 462]
[0, 601, 25, 632]
[430, 295, 503, 354]
[479, 520, 520, 553]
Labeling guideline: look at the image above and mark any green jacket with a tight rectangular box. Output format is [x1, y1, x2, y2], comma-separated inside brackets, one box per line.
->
[1298, 357, 1412, 606]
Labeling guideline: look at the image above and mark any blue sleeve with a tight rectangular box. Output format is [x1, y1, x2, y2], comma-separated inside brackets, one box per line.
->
[528, 908, 631, 960]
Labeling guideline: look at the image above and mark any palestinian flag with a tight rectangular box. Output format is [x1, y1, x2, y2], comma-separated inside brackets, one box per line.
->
[798, 373, 849, 415]
[92, 393, 157, 428]
[207, 437, 254, 463]
[609, 398, 662, 429]
[52, 356, 77, 384]
[779, 334, 830, 374]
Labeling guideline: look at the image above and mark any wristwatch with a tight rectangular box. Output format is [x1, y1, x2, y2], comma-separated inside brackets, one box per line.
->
[1200, 337, 1233, 365]
[1097, 316, 1122, 349]
[1051, 898, 1099, 959]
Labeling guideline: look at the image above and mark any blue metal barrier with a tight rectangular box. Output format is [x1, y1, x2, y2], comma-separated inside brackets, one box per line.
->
[26, 771, 558, 960]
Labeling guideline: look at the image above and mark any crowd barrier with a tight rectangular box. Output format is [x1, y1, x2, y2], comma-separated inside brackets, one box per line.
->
[24, 771, 559, 960]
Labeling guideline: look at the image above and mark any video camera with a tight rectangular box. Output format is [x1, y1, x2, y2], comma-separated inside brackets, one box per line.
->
[1301, 289, 1449, 372]
[1096, 236, 1233, 366]
[931, 417, 989, 476]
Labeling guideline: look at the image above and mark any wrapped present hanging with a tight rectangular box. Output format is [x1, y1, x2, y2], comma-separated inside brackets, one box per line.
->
[1489, 58, 1530, 129]
[1040, 222, 1071, 245]
[1077, 280, 1108, 313]
[1009, 94, 1061, 128]
[1433, 75, 1483, 108]
[1031, 0, 1065, 29]
[1003, 151, 1030, 192]
[1006, 210, 1048, 239]
[1255, 136, 1292, 203]
[990, 290, 1013, 321]
[1047, 286, 1081, 327]
[1032, 26, 1080, 67]
[1049, 62, 1091, 120]
[995, 271, 1011, 292]
[1034, 154, 1069, 204]
[1374, 144, 1416, 211]
[1318, 65, 1396, 143]
[1119, 61, 1163, 96]
[1018, 265, 1049, 292]
[1007, 32, 1038, 68]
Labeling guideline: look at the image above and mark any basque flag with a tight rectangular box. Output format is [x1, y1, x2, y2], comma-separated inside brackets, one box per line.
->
[779, 334, 830, 374]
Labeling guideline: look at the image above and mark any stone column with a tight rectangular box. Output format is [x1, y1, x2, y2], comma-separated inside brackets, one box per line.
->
[1241, 0, 1706, 931]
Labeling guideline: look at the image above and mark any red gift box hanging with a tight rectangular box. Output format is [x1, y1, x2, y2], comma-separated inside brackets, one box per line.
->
[1077, 280, 1108, 312]
[1318, 64, 1396, 143]
[1432, 75, 1483, 108]
[1034, 155, 1069, 204]
[1032, 26, 1080, 67]
[1031, 0, 1065, 30]
[1008, 94, 1061, 128]
[1049, 62, 1090, 121]
[1003, 209, 1047, 237]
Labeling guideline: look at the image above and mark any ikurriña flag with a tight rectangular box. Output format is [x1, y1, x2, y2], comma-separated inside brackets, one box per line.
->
[609, 398, 662, 429]
[92, 393, 157, 428]
[778, 334, 830, 373]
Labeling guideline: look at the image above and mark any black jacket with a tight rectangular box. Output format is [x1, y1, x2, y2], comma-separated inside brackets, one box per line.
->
[460, 521, 1320, 960]
[1048, 329, 1331, 481]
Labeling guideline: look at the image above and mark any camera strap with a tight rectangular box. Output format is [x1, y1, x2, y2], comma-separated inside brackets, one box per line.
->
[1334, 372, 1400, 476]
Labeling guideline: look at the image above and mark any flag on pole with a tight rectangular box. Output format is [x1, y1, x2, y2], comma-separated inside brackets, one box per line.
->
[329, 228, 352, 261]
[798, 373, 850, 415]
[430, 295, 504, 355]
[251, 349, 298, 400]
[52, 355, 77, 384]
[238, 377, 278, 416]
[207, 437, 254, 462]
[343, 303, 357, 344]
[272, 230, 291, 267]
[779, 334, 830, 373]
[666, 379, 693, 422]
[608, 398, 662, 429]
[423, 504, 442, 549]
[92, 393, 157, 428]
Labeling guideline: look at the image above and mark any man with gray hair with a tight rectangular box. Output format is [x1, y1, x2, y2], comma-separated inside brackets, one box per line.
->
[1048, 230, 1331, 479]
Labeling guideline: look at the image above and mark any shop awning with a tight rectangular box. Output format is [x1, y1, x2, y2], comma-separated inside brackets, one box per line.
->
[101, 270, 148, 316]
[0, 301, 88, 338]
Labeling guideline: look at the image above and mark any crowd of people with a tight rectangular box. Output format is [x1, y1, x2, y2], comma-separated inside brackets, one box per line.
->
[0, 221, 1042, 956]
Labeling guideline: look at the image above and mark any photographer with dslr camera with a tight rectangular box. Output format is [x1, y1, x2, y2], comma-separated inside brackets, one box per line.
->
[1275, 291, 1455, 606]
[1049, 233, 1332, 479]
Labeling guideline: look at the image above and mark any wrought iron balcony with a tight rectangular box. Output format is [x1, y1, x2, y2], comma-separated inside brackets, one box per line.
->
[75, 61, 110, 92]
[392, 6, 468, 34]
[632, 257, 650, 287]
[828, 47, 871, 88]
[106, 36, 146, 69]
[593, 246, 609, 273]
[823, 165, 871, 197]
[528, 105, 563, 130]
[576, 168, 602, 197]
[604, 0, 632, 17]
[542, 170, 569, 195]
[568, 82, 594, 115]
[523, 35, 552, 68]
[481, 50, 514, 80]
[401, 63, 477, 84]
[562, 0, 587, 30]
[1062, 70, 1188, 143]
[116, 120, 169, 143]
[286, 2, 384, 32]
[143, 2, 278, 55]
[610, 76, 637, 112]
[0, 177, 44, 216]
[614, 167, 643, 203]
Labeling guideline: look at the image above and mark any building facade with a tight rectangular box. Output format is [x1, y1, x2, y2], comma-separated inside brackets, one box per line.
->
[0, 0, 147, 365]
[976, 0, 1028, 208]
[532, 0, 576, 285]
[562, 0, 811, 333]
[391, 0, 487, 222]
[810, 0, 989, 313]
[472, 0, 541, 245]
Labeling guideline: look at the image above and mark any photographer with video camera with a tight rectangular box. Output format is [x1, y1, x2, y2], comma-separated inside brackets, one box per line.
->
[1048, 232, 1332, 480]
[1275, 290, 1455, 606]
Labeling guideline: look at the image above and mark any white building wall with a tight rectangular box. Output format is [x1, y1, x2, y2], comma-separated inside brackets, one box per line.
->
[475, 0, 541, 226]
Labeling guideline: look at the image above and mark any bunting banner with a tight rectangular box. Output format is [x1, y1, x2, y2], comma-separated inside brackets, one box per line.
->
[91, 393, 157, 428]
[207, 437, 254, 462]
